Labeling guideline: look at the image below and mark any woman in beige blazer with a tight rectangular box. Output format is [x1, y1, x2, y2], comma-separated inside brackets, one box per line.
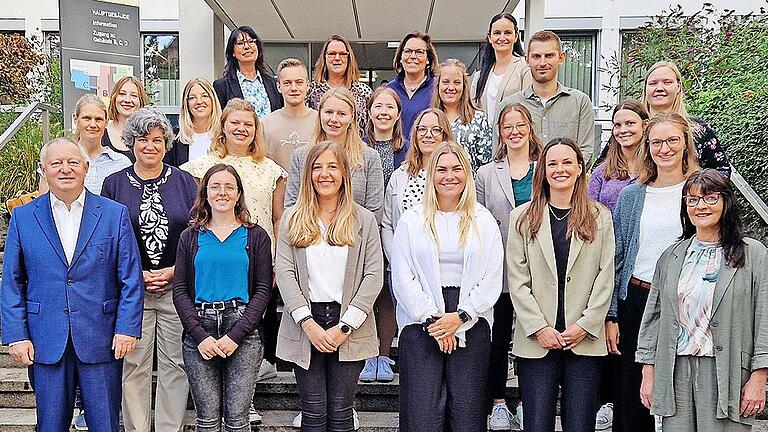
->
[507, 138, 615, 432]
[275, 141, 383, 431]
[470, 13, 532, 126]
[636, 169, 768, 432]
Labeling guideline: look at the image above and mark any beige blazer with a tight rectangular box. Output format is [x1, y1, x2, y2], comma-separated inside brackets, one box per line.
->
[636, 237, 768, 424]
[275, 204, 384, 370]
[507, 202, 615, 358]
[470, 55, 532, 121]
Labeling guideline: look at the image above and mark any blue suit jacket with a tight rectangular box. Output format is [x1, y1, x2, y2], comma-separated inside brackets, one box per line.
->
[1, 191, 144, 364]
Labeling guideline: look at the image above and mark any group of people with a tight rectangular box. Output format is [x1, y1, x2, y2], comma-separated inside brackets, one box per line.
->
[1, 11, 766, 432]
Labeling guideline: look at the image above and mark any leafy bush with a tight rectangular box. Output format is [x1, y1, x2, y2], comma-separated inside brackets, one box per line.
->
[0, 34, 46, 104]
[602, 3, 768, 239]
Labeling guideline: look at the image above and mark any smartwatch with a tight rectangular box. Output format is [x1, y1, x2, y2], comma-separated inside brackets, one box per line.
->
[339, 323, 352, 335]
[457, 309, 471, 323]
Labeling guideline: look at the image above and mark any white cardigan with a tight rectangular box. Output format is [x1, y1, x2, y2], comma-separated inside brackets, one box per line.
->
[390, 204, 504, 346]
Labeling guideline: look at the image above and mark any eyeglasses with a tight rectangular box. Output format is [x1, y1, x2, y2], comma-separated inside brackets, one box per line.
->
[187, 94, 211, 102]
[403, 48, 427, 58]
[234, 39, 258, 48]
[207, 184, 238, 193]
[649, 136, 683, 149]
[501, 123, 530, 133]
[326, 51, 350, 58]
[416, 125, 444, 137]
[684, 193, 720, 207]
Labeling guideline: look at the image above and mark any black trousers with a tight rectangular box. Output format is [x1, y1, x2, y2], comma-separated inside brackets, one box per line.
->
[293, 302, 364, 432]
[262, 287, 280, 364]
[517, 350, 601, 432]
[398, 287, 491, 432]
[614, 282, 655, 432]
[488, 293, 515, 400]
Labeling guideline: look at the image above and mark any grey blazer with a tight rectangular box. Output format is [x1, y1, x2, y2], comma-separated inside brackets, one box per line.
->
[275, 204, 384, 370]
[636, 237, 768, 424]
[475, 157, 529, 293]
[284, 145, 384, 224]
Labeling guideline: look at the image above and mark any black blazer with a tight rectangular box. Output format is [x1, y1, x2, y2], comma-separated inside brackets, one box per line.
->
[213, 72, 283, 113]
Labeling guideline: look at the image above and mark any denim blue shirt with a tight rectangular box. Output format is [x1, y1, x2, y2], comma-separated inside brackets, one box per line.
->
[237, 70, 271, 119]
[194, 226, 249, 303]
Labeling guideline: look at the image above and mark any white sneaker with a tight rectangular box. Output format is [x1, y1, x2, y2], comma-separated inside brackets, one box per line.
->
[257, 359, 278, 381]
[249, 404, 262, 424]
[488, 403, 513, 430]
[515, 403, 524, 431]
[595, 403, 613, 430]
[292, 409, 360, 429]
[655, 415, 663, 432]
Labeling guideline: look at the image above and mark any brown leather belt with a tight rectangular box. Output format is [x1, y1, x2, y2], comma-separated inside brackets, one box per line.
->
[629, 276, 652, 290]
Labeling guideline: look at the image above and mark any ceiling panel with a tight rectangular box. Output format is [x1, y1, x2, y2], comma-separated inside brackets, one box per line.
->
[355, 0, 432, 41]
[273, 0, 359, 41]
[215, 0, 292, 39]
[429, 0, 512, 41]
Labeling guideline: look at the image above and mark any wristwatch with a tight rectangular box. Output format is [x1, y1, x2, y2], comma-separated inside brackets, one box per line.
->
[457, 309, 471, 323]
[339, 323, 352, 335]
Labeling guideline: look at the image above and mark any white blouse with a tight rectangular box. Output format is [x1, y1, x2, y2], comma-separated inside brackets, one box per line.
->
[633, 181, 685, 281]
[436, 211, 464, 287]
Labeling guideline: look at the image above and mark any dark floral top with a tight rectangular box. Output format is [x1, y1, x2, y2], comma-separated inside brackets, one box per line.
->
[371, 139, 397, 187]
[689, 116, 730, 177]
[451, 110, 493, 174]
[307, 80, 373, 135]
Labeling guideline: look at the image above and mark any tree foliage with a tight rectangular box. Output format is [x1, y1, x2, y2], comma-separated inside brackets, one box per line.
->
[0, 33, 45, 104]
[602, 2, 768, 238]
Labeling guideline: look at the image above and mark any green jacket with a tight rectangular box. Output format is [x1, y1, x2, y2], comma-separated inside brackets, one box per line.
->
[636, 237, 768, 424]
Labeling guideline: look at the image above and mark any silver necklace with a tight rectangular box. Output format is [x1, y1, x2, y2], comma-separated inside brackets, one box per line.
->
[208, 222, 239, 230]
[549, 205, 571, 221]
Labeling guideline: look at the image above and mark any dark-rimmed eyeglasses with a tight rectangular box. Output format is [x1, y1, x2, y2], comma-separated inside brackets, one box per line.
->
[234, 40, 258, 48]
[416, 125, 444, 137]
[649, 136, 683, 150]
[684, 193, 720, 207]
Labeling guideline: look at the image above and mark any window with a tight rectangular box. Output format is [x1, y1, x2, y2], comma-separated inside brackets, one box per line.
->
[558, 33, 596, 99]
[143, 33, 179, 106]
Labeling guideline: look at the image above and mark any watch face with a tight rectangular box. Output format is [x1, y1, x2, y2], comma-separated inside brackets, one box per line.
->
[341, 324, 351, 334]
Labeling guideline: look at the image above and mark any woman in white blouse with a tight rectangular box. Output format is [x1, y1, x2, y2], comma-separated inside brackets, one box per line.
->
[391, 141, 503, 432]
[275, 141, 383, 431]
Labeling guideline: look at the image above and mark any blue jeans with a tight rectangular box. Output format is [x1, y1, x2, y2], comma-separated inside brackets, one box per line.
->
[182, 305, 263, 432]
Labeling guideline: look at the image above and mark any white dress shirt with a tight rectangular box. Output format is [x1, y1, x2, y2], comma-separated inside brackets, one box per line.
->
[50, 189, 86, 265]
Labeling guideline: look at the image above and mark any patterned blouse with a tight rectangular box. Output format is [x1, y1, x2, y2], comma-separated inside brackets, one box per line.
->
[371, 139, 396, 187]
[676, 238, 723, 356]
[689, 116, 730, 177]
[306, 80, 373, 134]
[402, 168, 427, 211]
[181, 154, 288, 252]
[237, 70, 271, 119]
[451, 110, 493, 174]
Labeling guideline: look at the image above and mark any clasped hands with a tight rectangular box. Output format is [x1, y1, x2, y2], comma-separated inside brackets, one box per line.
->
[197, 335, 239, 360]
[427, 312, 463, 354]
[302, 319, 349, 353]
[143, 267, 174, 294]
[534, 324, 587, 351]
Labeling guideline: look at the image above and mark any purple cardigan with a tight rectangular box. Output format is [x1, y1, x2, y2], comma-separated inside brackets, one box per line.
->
[588, 162, 636, 212]
[172, 225, 273, 345]
[388, 73, 434, 167]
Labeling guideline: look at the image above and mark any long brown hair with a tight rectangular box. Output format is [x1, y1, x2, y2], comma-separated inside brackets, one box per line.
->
[286, 141, 358, 248]
[108, 76, 149, 121]
[212, 98, 266, 163]
[189, 164, 253, 229]
[637, 111, 699, 184]
[494, 103, 542, 162]
[431, 59, 476, 125]
[517, 138, 598, 242]
[603, 100, 649, 180]
[404, 108, 455, 177]
[365, 87, 404, 152]
[313, 34, 361, 88]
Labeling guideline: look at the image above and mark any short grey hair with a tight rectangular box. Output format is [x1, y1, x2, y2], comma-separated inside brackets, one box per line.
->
[39, 137, 89, 165]
[122, 107, 175, 151]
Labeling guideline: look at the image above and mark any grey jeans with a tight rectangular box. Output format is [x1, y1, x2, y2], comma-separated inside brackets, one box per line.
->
[182, 305, 263, 432]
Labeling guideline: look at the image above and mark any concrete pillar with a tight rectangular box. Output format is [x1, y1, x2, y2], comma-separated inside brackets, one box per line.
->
[178, 0, 226, 85]
[524, 0, 546, 36]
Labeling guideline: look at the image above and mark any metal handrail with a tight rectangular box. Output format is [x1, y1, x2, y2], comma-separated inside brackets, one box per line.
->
[0, 102, 60, 153]
[730, 166, 768, 225]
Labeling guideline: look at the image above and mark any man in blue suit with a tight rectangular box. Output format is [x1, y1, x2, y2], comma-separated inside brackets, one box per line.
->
[1, 138, 144, 432]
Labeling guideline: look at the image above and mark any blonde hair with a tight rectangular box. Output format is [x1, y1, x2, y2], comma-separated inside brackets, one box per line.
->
[278, 58, 308, 76]
[404, 108, 455, 177]
[177, 78, 222, 146]
[313, 35, 361, 88]
[286, 141, 358, 248]
[641, 61, 689, 118]
[108, 76, 149, 121]
[638, 111, 699, 184]
[212, 98, 266, 163]
[422, 141, 478, 248]
[431, 59, 477, 125]
[72, 94, 108, 142]
[313, 88, 367, 169]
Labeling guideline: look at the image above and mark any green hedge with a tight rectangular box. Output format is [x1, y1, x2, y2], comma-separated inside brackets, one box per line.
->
[604, 4, 768, 240]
